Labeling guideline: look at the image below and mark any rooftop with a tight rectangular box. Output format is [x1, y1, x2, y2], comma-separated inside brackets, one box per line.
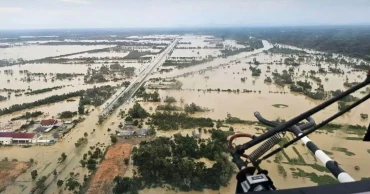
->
[0, 132, 36, 139]
[40, 119, 56, 126]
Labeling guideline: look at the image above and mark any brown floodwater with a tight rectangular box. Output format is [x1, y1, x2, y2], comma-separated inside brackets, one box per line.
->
[0, 37, 369, 194]
[0, 45, 115, 60]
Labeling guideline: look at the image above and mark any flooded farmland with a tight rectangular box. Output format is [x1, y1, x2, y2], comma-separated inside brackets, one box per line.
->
[0, 33, 369, 194]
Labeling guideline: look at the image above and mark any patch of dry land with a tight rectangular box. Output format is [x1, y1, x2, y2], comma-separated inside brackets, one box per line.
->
[0, 161, 30, 192]
[87, 143, 132, 194]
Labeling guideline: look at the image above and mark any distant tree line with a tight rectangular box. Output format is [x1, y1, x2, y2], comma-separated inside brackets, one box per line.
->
[0, 91, 84, 116]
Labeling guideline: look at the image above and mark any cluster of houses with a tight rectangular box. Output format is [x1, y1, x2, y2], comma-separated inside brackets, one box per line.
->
[0, 119, 71, 146]
[117, 121, 148, 137]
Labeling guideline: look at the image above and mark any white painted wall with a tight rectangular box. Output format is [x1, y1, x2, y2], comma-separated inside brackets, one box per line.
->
[0, 137, 12, 145]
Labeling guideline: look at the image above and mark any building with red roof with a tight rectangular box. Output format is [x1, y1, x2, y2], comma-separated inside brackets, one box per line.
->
[40, 119, 57, 127]
[0, 132, 37, 145]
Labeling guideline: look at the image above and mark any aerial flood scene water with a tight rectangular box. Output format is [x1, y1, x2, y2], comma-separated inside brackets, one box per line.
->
[0, 1, 370, 194]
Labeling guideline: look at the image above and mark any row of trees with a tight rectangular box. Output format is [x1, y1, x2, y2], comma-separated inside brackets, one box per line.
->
[0, 90, 84, 116]
[24, 86, 64, 95]
[151, 112, 214, 131]
[11, 111, 43, 121]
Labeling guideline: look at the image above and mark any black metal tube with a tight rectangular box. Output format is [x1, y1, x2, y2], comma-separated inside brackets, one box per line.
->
[236, 77, 370, 152]
[254, 112, 315, 131]
[257, 92, 370, 163]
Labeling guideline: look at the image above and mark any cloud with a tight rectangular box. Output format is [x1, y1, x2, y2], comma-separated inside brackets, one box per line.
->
[59, 0, 91, 4]
[0, 7, 24, 14]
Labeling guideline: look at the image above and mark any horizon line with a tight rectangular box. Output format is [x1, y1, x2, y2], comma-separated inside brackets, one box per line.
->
[1, 24, 370, 31]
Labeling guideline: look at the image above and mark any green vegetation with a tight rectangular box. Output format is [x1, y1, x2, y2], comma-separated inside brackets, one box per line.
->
[124, 50, 155, 60]
[184, 103, 209, 114]
[81, 85, 117, 106]
[331, 90, 358, 102]
[113, 131, 234, 193]
[367, 149, 370, 154]
[35, 176, 47, 190]
[345, 137, 363, 141]
[292, 147, 306, 165]
[0, 95, 6, 102]
[249, 66, 261, 76]
[0, 90, 84, 116]
[247, 27, 370, 62]
[163, 59, 211, 68]
[277, 165, 287, 178]
[151, 112, 214, 131]
[361, 113, 368, 119]
[75, 137, 88, 148]
[156, 104, 183, 111]
[58, 153, 67, 163]
[309, 164, 330, 173]
[31, 170, 38, 180]
[268, 46, 307, 54]
[128, 103, 149, 119]
[135, 87, 160, 102]
[59, 111, 77, 119]
[220, 38, 263, 57]
[272, 71, 293, 86]
[292, 168, 338, 185]
[57, 180, 64, 188]
[110, 135, 117, 144]
[264, 77, 272, 83]
[331, 147, 355, 156]
[163, 96, 177, 103]
[323, 150, 334, 156]
[65, 174, 81, 191]
[24, 86, 63, 95]
[272, 104, 289, 108]
[11, 111, 43, 121]
[225, 117, 258, 125]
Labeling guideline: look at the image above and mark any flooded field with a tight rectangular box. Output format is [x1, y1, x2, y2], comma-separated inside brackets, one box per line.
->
[0, 34, 369, 194]
[0, 45, 114, 60]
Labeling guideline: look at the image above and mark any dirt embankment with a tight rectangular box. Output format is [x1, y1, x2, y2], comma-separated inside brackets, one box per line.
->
[87, 143, 132, 194]
[0, 161, 30, 192]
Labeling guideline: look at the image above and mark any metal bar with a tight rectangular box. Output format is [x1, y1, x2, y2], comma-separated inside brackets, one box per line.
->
[236, 76, 370, 152]
[256, 92, 370, 182]
[254, 113, 354, 182]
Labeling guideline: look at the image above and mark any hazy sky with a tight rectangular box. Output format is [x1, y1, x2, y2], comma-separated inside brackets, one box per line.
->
[0, 0, 370, 29]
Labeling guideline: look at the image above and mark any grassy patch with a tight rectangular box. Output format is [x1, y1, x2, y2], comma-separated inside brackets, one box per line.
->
[278, 165, 287, 178]
[308, 164, 330, 173]
[345, 137, 363, 141]
[323, 150, 334, 156]
[367, 149, 370, 154]
[0, 162, 12, 170]
[332, 147, 355, 156]
[292, 146, 306, 165]
[292, 168, 338, 185]
[272, 104, 289, 108]
[361, 177, 370, 180]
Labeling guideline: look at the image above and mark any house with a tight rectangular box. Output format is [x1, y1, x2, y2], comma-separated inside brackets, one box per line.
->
[40, 119, 57, 128]
[123, 121, 134, 131]
[118, 130, 135, 137]
[0, 132, 37, 145]
[192, 129, 201, 139]
[34, 126, 47, 133]
[137, 128, 148, 136]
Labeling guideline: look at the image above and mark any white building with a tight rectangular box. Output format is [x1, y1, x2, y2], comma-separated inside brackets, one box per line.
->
[0, 132, 37, 145]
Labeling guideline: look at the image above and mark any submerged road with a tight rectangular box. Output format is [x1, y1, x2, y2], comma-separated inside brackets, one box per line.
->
[100, 39, 179, 116]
